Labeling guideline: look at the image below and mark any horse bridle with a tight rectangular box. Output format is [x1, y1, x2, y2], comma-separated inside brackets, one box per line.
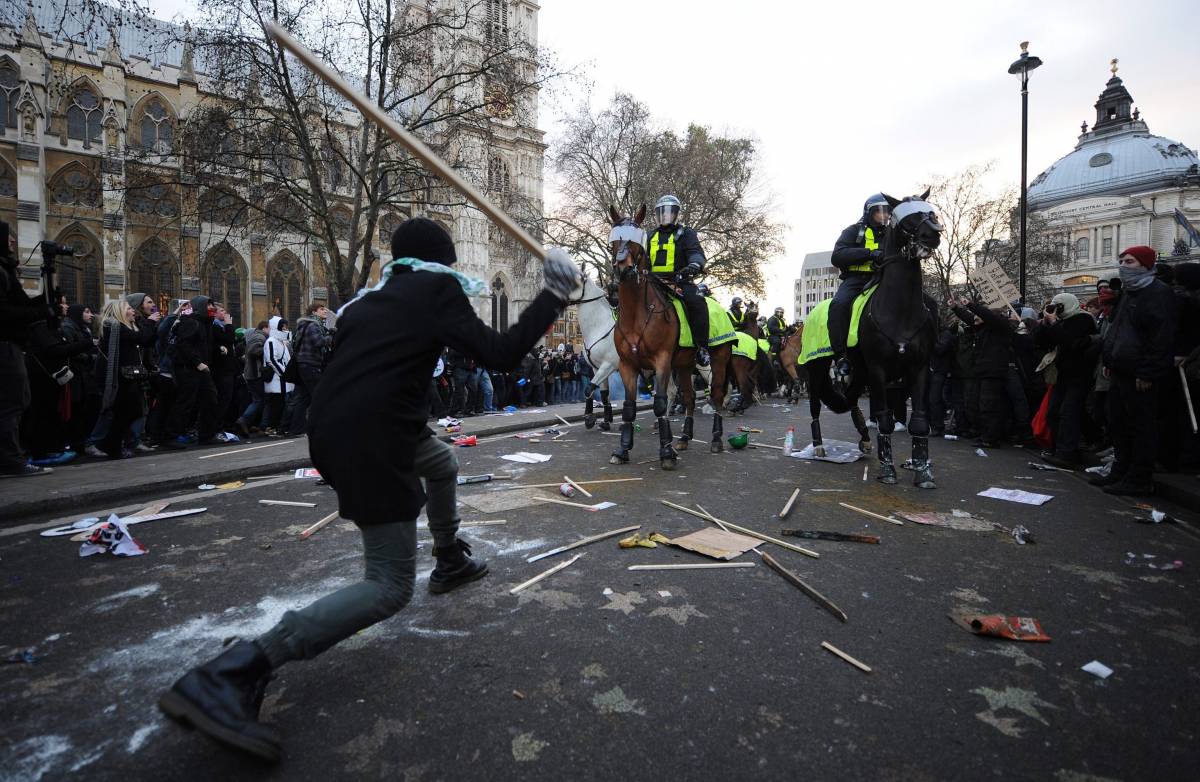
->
[875, 209, 943, 268]
[609, 221, 674, 355]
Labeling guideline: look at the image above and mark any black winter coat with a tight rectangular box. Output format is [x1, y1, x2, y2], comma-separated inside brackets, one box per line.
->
[831, 222, 884, 279]
[954, 303, 1012, 378]
[308, 268, 561, 524]
[1102, 278, 1179, 380]
[1035, 313, 1097, 384]
[0, 260, 46, 344]
[171, 310, 214, 372]
[931, 326, 957, 374]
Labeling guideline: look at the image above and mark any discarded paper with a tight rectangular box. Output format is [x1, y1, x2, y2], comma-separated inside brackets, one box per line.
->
[977, 487, 1053, 506]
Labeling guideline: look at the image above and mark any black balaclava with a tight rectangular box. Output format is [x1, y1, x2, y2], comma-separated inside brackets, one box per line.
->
[390, 217, 457, 266]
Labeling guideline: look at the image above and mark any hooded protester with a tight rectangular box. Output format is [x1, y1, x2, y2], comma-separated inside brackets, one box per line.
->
[1035, 292, 1098, 468]
[1095, 246, 1180, 495]
[159, 217, 581, 762]
[261, 316, 292, 433]
[161, 295, 219, 448]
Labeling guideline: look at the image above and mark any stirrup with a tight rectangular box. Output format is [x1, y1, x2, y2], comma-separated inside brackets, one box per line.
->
[697, 347, 710, 366]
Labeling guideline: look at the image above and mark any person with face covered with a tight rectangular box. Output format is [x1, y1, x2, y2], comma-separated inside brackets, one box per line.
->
[159, 217, 581, 762]
[161, 295, 219, 448]
[1035, 293, 1097, 469]
[1095, 246, 1180, 495]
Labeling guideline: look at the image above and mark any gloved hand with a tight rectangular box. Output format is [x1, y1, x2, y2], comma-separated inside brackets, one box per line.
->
[542, 247, 581, 302]
[683, 262, 702, 277]
[869, 250, 883, 263]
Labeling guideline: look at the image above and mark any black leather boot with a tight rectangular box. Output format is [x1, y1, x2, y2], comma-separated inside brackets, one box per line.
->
[428, 537, 488, 594]
[158, 640, 281, 762]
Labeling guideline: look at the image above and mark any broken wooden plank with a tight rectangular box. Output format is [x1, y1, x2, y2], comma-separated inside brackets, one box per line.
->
[509, 554, 583, 594]
[299, 511, 340, 539]
[660, 500, 819, 559]
[779, 488, 801, 519]
[780, 529, 880, 544]
[627, 562, 756, 571]
[760, 551, 847, 622]
[838, 502, 904, 526]
[562, 475, 593, 498]
[259, 499, 318, 508]
[527, 525, 641, 563]
[821, 641, 872, 673]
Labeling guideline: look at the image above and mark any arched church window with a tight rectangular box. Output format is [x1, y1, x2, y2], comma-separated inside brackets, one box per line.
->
[0, 60, 20, 128]
[0, 159, 16, 199]
[66, 85, 103, 146]
[138, 98, 174, 154]
[130, 238, 180, 305]
[1074, 237, 1089, 260]
[203, 244, 246, 326]
[199, 186, 247, 225]
[55, 227, 103, 309]
[269, 252, 305, 324]
[378, 211, 402, 245]
[128, 180, 180, 218]
[490, 276, 508, 330]
[49, 164, 101, 208]
[488, 156, 511, 196]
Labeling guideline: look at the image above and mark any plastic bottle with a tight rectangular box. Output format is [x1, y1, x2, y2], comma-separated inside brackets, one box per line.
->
[783, 425, 795, 456]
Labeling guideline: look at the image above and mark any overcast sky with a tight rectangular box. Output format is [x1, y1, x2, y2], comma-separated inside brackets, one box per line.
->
[150, 0, 1200, 309]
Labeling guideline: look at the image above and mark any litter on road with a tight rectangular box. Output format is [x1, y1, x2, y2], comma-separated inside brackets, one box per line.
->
[789, 439, 864, 463]
[977, 487, 1054, 506]
[780, 529, 880, 544]
[259, 499, 319, 508]
[492, 477, 643, 491]
[627, 562, 756, 571]
[660, 500, 819, 559]
[821, 641, 872, 673]
[1082, 660, 1114, 679]
[532, 497, 617, 512]
[509, 553, 583, 594]
[839, 502, 904, 526]
[501, 452, 553, 463]
[42, 507, 206, 539]
[778, 488, 801, 519]
[960, 614, 1052, 642]
[299, 511, 340, 539]
[527, 525, 641, 563]
[79, 517, 147, 557]
[668, 527, 762, 560]
[895, 510, 992, 531]
[760, 550, 847, 622]
[562, 475, 593, 498]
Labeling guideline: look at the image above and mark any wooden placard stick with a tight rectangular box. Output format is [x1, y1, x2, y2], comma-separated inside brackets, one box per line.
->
[299, 511, 340, 539]
[494, 478, 643, 491]
[259, 499, 318, 508]
[838, 502, 904, 526]
[760, 551, 847, 622]
[532, 496, 599, 510]
[264, 23, 546, 262]
[527, 525, 641, 563]
[779, 488, 801, 519]
[821, 641, 872, 673]
[509, 554, 582, 594]
[780, 529, 880, 544]
[749, 443, 785, 450]
[1181, 364, 1198, 434]
[555, 415, 572, 427]
[660, 500, 819, 559]
[627, 562, 756, 571]
[694, 504, 732, 533]
[562, 475, 593, 498]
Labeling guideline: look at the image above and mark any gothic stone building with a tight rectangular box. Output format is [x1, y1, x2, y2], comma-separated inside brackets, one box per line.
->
[0, 0, 546, 331]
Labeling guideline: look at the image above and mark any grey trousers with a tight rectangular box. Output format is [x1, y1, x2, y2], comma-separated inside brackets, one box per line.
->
[257, 436, 461, 666]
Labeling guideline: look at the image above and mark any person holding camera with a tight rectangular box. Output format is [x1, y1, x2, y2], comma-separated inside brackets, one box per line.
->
[0, 222, 56, 477]
[1035, 293, 1097, 469]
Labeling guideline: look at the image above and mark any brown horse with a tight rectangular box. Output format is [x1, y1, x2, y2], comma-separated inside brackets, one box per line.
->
[780, 328, 808, 403]
[728, 301, 760, 414]
[608, 205, 733, 468]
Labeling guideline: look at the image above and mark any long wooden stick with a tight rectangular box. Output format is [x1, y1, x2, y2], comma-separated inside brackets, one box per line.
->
[627, 562, 755, 571]
[660, 500, 819, 559]
[264, 22, 545, 262]
[532, 496, 600, 510]
[1181, 364, 1198, 434]
[493, 478, 644, 491]
[528, 525, 640, 563]
[509, 554, 582, 594]
[694, 504, 732, 533]
[259, 499, 318, 508]
[838, 502, 904, 526]
[197, 440, 290, 459]
[779, 488, 801, 519]
[760, 551, 847, 622]
[299, 511, 339, 539]
[781, 529, 880, 544]
[562, 475, 593, 498]
[821, 641, 872, 673]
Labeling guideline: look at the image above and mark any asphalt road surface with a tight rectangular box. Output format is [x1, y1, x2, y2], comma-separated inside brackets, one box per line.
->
[3, 401, 1198, 781]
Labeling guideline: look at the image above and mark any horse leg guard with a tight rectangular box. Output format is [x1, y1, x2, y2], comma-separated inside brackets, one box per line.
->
[711, 412, 724, 453]
[911, 435, 935, 489]
[583, 383, 597, 429]
[850, 406, 872, 453]
[876, 433, 897, 484]
[811, 418, 825, 458]
[907, 412, 930, 438]
[610, 401, 636, 463]
[676, 415, 693, 451]
[658, 415, 677, 467]
[600, 390, 612, 431]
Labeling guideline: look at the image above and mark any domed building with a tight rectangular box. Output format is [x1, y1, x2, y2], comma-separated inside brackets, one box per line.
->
[1028, 61, 1200, 296]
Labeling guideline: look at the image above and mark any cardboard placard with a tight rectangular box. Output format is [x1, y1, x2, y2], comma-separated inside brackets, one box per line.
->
[969, 261, 1021, 311]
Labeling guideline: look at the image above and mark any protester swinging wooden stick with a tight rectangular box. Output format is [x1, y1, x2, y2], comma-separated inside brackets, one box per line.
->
[263, 22, 545, 263]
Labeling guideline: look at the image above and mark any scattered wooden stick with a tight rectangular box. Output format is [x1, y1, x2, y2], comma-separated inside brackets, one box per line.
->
[460, 519, 507, 527]
[694, 504, 732, 533]
[749, 443, 785, 450]
[562, 475, 593, 498]
[781, 529, 880, 544]
[299, 511, 340, 539]
[779, 488, 801, 519]
[838, 502, 904, 526]
[531, 496, 601, 510]
[1181, 364, 1198, 434]
[494, 478, 643, 491]
[555, 415, 572, 427]
[660, 500, 819, 559]
[527, 525, 641, 563]
[247, 474, 289, 481]
[627, 562, 755, 571]
[862, 465, 869, 481]
[259, 499, 318, 508]
[509, 554, 582, 594]
[821, 641, 872, 673]
[760, 551, 847, 622]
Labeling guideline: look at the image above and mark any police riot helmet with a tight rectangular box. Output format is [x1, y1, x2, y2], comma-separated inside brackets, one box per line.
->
[696, 283, 711, 296]
[655, 194, 681, 227]
[731, 296, 743, 308]
[774, 307, 784, 315]
[863, 193, 891, 227]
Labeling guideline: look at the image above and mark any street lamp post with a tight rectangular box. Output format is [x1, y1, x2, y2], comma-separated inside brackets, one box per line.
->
[1008, 41, 1042, 303]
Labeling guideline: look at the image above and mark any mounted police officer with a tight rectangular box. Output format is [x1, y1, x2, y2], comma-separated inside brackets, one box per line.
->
[829, 193, 891, 379]
[648, 194, 708, 355]
[728, 297, 747, 332]
[765, 306, 787, 353]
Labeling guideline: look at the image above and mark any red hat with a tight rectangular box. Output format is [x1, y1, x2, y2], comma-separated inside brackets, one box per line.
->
[1121, 245, 1156, 269]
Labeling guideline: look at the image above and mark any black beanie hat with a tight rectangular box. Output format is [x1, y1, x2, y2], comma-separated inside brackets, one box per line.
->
[390, 217, 456, 266]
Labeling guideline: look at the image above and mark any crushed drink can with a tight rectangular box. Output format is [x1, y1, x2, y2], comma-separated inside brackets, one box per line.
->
[559, 482, 575, 497]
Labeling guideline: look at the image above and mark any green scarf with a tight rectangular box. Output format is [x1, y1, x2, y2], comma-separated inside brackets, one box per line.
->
[337, 257, 488, 317]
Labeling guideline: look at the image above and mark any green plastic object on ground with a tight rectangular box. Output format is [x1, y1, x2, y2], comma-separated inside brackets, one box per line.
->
[727, 432, 749, 449]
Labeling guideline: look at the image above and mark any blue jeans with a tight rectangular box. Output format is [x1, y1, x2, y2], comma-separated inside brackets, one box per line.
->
[240, 377, 266, 426]
[477, 369, 494, 411]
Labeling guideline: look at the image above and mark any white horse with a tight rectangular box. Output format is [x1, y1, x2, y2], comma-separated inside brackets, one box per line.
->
[566, 274, 619, 430]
